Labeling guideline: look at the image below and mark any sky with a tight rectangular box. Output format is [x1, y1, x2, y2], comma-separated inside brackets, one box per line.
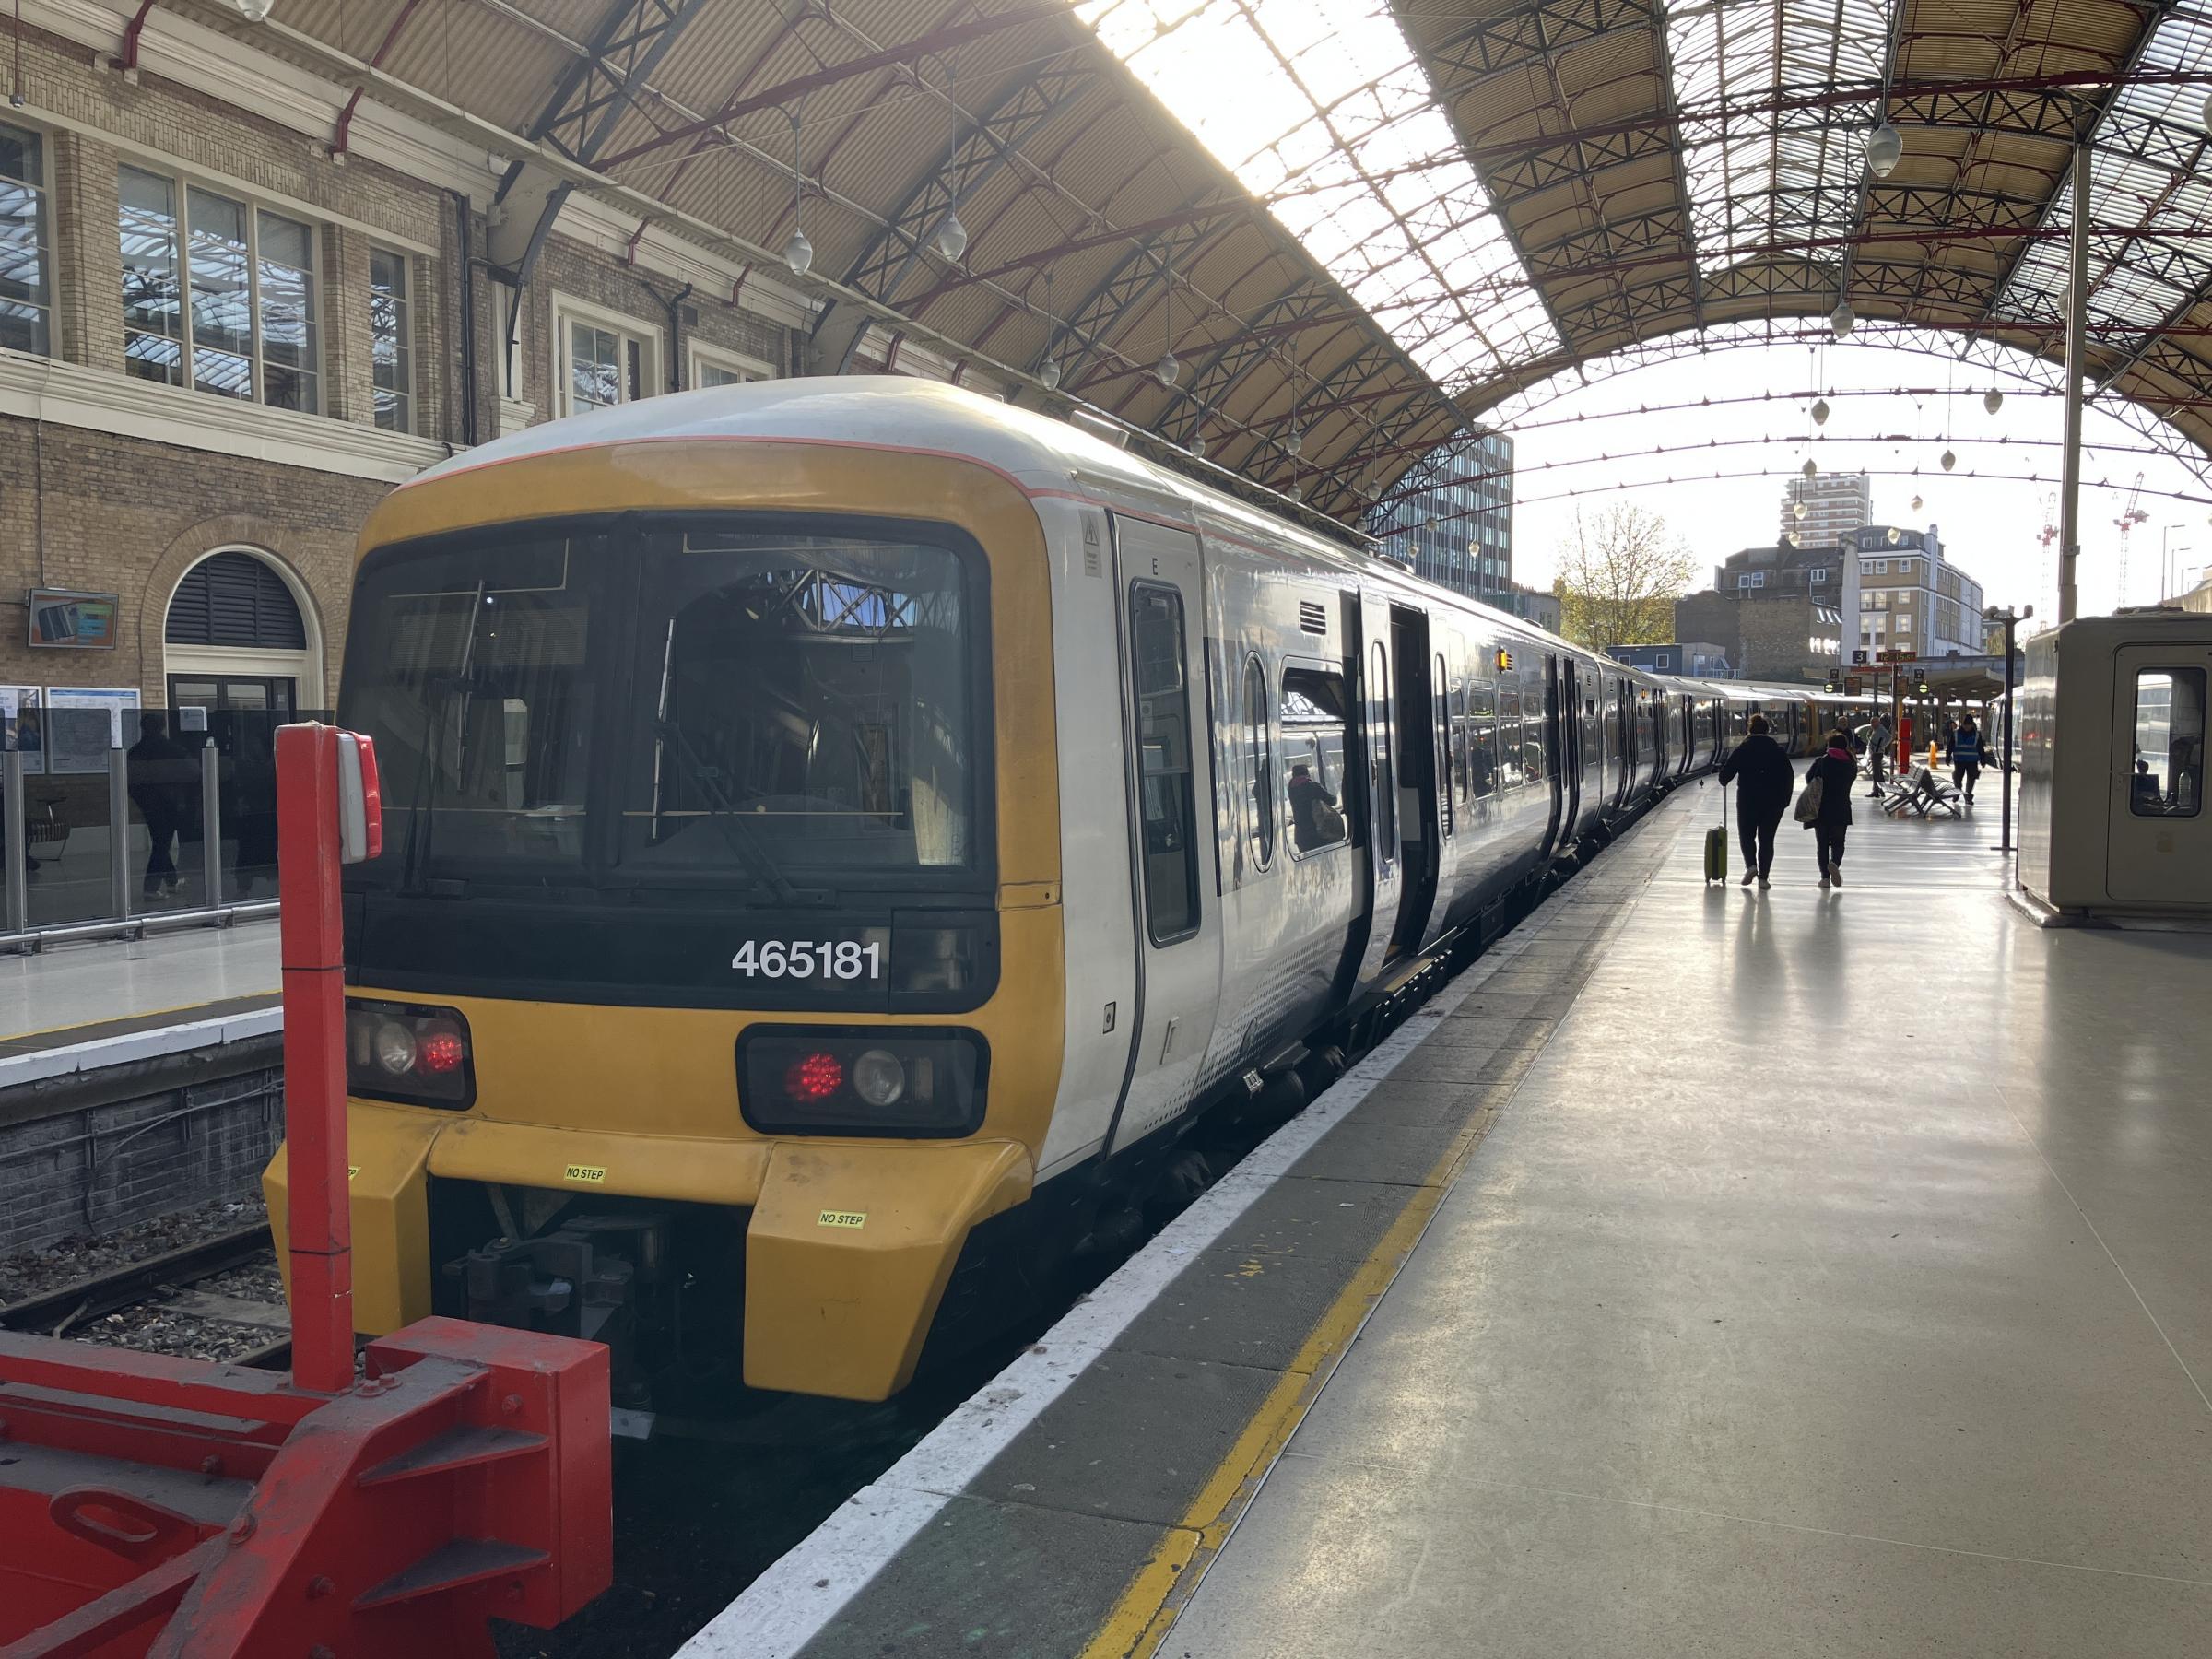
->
[1502, 338, 2212, 627]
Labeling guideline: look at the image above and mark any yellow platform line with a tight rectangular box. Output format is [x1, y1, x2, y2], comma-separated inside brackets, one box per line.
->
[1077, 1093, 1513, 1659]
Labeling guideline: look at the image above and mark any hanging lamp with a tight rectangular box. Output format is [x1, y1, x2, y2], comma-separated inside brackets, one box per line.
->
[1983, 388, 2003, 414]
[1865, 120, 1902, 179]
[1830, 300, 1854, 341]
[781, 107, 813, 276]
[1812, 396, 1830, 426]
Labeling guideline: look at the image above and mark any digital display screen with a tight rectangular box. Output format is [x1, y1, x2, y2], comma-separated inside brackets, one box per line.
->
[28, 590, 120, 649]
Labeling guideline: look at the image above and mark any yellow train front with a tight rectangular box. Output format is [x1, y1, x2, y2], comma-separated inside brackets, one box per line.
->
[265, 382, 1066, 1404]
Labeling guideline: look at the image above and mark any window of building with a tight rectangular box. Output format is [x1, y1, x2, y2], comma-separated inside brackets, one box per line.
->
[0, 123, 51, 356]
[119, 166, 319, 409]
[1737, 571, 1765, 588]
[689, 339, 774, 388]
[369, 248, 411, 432]
[554, 294, 662, 417]
[1807, 568, 1828, 583]
[1873, 559, 1888, 573]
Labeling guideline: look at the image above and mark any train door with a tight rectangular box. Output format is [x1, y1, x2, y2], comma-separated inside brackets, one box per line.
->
[1103, 515, 1225, 1152]
[1541, 654, 1568, 858]
[2107, 646, 2211, 905]
[1346, 592, 1404, 987]
[1387, 607, 1441, 959]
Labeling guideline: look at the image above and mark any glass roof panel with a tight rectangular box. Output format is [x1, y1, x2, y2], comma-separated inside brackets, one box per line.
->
[1665, 0, 1899, 278]
[1994, 10, 2212, 335]
[1073, 0, 1559, 388]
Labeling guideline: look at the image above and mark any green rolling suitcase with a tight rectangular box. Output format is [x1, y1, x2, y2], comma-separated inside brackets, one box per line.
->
[1703, 783, 1730, 884]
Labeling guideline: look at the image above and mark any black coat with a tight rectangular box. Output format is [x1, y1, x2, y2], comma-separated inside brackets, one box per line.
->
[1804, 750, 1857, 827]
[1719, 733, 1794, 818]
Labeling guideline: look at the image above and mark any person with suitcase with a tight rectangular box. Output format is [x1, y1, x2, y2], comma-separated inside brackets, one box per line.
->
[1717, 713, 1794, 888]
[1803, 728, 1860, 888]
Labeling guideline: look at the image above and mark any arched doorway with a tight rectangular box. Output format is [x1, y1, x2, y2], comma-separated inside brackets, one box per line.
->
[162, 548, 321, 720]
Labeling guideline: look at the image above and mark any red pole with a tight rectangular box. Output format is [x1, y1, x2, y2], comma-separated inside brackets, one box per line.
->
[276, 722, 355, 1394]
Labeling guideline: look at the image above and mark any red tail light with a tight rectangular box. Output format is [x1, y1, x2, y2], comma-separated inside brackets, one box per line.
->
[418, 1030, 466, 1075]
[785, 1052, 843, 1100]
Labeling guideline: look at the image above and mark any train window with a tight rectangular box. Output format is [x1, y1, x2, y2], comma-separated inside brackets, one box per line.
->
[1129, 583, 1201, 943]
[1244, 654, 1276, 867]
[616, 528, 981, 876]
[1280, 666, 1350, 855]
[1434, 652, 1453, 837]
[1370, 642, 1395, 849]
[1468, 683, 1497, 799]
[344, 531, 595, 868]
[1524, 673, 1547, 783]
[1499, 688, 1524, 789]
[2131, 667, 2206, 817]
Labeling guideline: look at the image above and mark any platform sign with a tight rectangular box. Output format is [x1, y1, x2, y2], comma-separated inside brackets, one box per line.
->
[43, 686, 140, 773]
[26, 589, 119, 650]
[0, 686, 42, 774]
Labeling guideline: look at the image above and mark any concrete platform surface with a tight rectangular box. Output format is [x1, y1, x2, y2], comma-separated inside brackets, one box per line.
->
[0, 924, 277, 1051]
[1168, 782, 2212, 1658]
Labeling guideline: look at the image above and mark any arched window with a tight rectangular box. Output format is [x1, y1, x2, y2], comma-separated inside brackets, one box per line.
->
[165, 551, 306, 650]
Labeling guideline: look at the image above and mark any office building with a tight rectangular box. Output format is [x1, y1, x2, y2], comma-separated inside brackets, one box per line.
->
[1778, 471, 1873, 548]
[1841, 526, 1984, 659]
[1367, 431, 1513, 601]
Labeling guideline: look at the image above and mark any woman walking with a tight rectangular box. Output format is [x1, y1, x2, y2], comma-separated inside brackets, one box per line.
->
[1805, 728, 1859, 888]
[1718, 712, 1794, 888]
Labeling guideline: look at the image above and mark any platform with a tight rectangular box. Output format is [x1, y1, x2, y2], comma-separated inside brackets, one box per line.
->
[703, 774, 2212, 1659]
[0, 924, 277, 1081]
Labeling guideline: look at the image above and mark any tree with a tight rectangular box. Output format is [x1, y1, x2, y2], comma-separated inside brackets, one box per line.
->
[1553, 502, 1699, 653]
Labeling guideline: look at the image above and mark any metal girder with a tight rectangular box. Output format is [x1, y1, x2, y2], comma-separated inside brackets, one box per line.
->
[1152, 278, 1339, 446]
[1420, 0, 1654, 89]
[1979, 2, 2177, 323]
[529, 0, 711, 163]
[1385, 1, 1572, 348]
[1643, 0, 1707, 331]
[838, 25, 1096, 311]
[595, 2, 1065, 171]
[1052, 186, 1253, 392]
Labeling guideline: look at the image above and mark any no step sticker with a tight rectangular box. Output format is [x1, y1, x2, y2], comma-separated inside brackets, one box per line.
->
[817, 1210, 867, 1230]
[564, 1165, 609, 1185]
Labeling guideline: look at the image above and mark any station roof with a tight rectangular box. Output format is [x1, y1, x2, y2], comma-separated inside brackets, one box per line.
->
[254, 1, 2212, 521]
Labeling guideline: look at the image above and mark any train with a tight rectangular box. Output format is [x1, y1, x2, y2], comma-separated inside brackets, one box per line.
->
[265, 378, 1867, 1404]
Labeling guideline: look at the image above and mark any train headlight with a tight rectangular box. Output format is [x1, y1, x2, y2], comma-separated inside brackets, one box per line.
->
[738, 1028, 985, 1137]
[347, 998, 475, 1109]
[851, 1049, 907, 1108]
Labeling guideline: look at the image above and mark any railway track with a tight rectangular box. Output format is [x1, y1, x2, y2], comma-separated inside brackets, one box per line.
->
[0, 1221, 292, 1368]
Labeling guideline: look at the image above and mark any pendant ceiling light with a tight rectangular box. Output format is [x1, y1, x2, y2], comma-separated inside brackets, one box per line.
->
[932, 209, 969, 264]
[1156, 278, 1181, 386]
[1285, 428, 1304, 457]
[1911, 494, 1924, 512]
[781, 106, 813, 276]
[1983, 388, 2004, 414]
[1888, 527, 1902, 545]
[929, 65, 968, 264]
[1038, 359, 1062, 391]
[1812, 397, 1830, 426]
[1035, 269, 1060, 390]
[1190, 431, 1206, 459]
[1830, 300, 1854, 341]
[1802, 458, 1818, 479]
[1940, 448, 1957, 472]
[1865, 120, 1902, 179]
[1794, 500, 1808, 520]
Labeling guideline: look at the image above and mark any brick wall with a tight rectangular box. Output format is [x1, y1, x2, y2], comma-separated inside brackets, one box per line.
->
[0, 1042, 282, 1254]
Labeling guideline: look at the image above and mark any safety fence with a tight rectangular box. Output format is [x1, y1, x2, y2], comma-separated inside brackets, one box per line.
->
[1, 707, 328, 953]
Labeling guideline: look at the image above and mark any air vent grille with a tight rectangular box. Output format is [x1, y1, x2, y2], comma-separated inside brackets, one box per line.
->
[1298, 600, 1327, 635]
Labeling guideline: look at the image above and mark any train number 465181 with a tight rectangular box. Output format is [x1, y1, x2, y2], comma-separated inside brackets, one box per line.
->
[731, 939, 884, 981]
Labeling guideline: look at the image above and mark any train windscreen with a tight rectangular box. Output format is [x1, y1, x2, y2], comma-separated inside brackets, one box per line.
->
[342, 516, 985, 891]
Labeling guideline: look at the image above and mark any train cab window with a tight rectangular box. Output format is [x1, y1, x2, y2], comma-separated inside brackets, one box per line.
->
[1468, 682, 1498, 799]
[344, 532, 595, 868]
[2131, 667, 2206, 817]
[621, 528, 981, 876]
[1244, 654, 1276, 867]
[1280, 666, 1350, 855]
[1130, 583, 1200, 942]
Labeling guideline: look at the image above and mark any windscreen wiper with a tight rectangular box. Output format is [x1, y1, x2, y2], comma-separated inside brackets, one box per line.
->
[653, 720, 823, 906]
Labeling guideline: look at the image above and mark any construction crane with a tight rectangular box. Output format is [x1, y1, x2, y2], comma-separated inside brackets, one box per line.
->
[2114, 472, 2149, 603]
